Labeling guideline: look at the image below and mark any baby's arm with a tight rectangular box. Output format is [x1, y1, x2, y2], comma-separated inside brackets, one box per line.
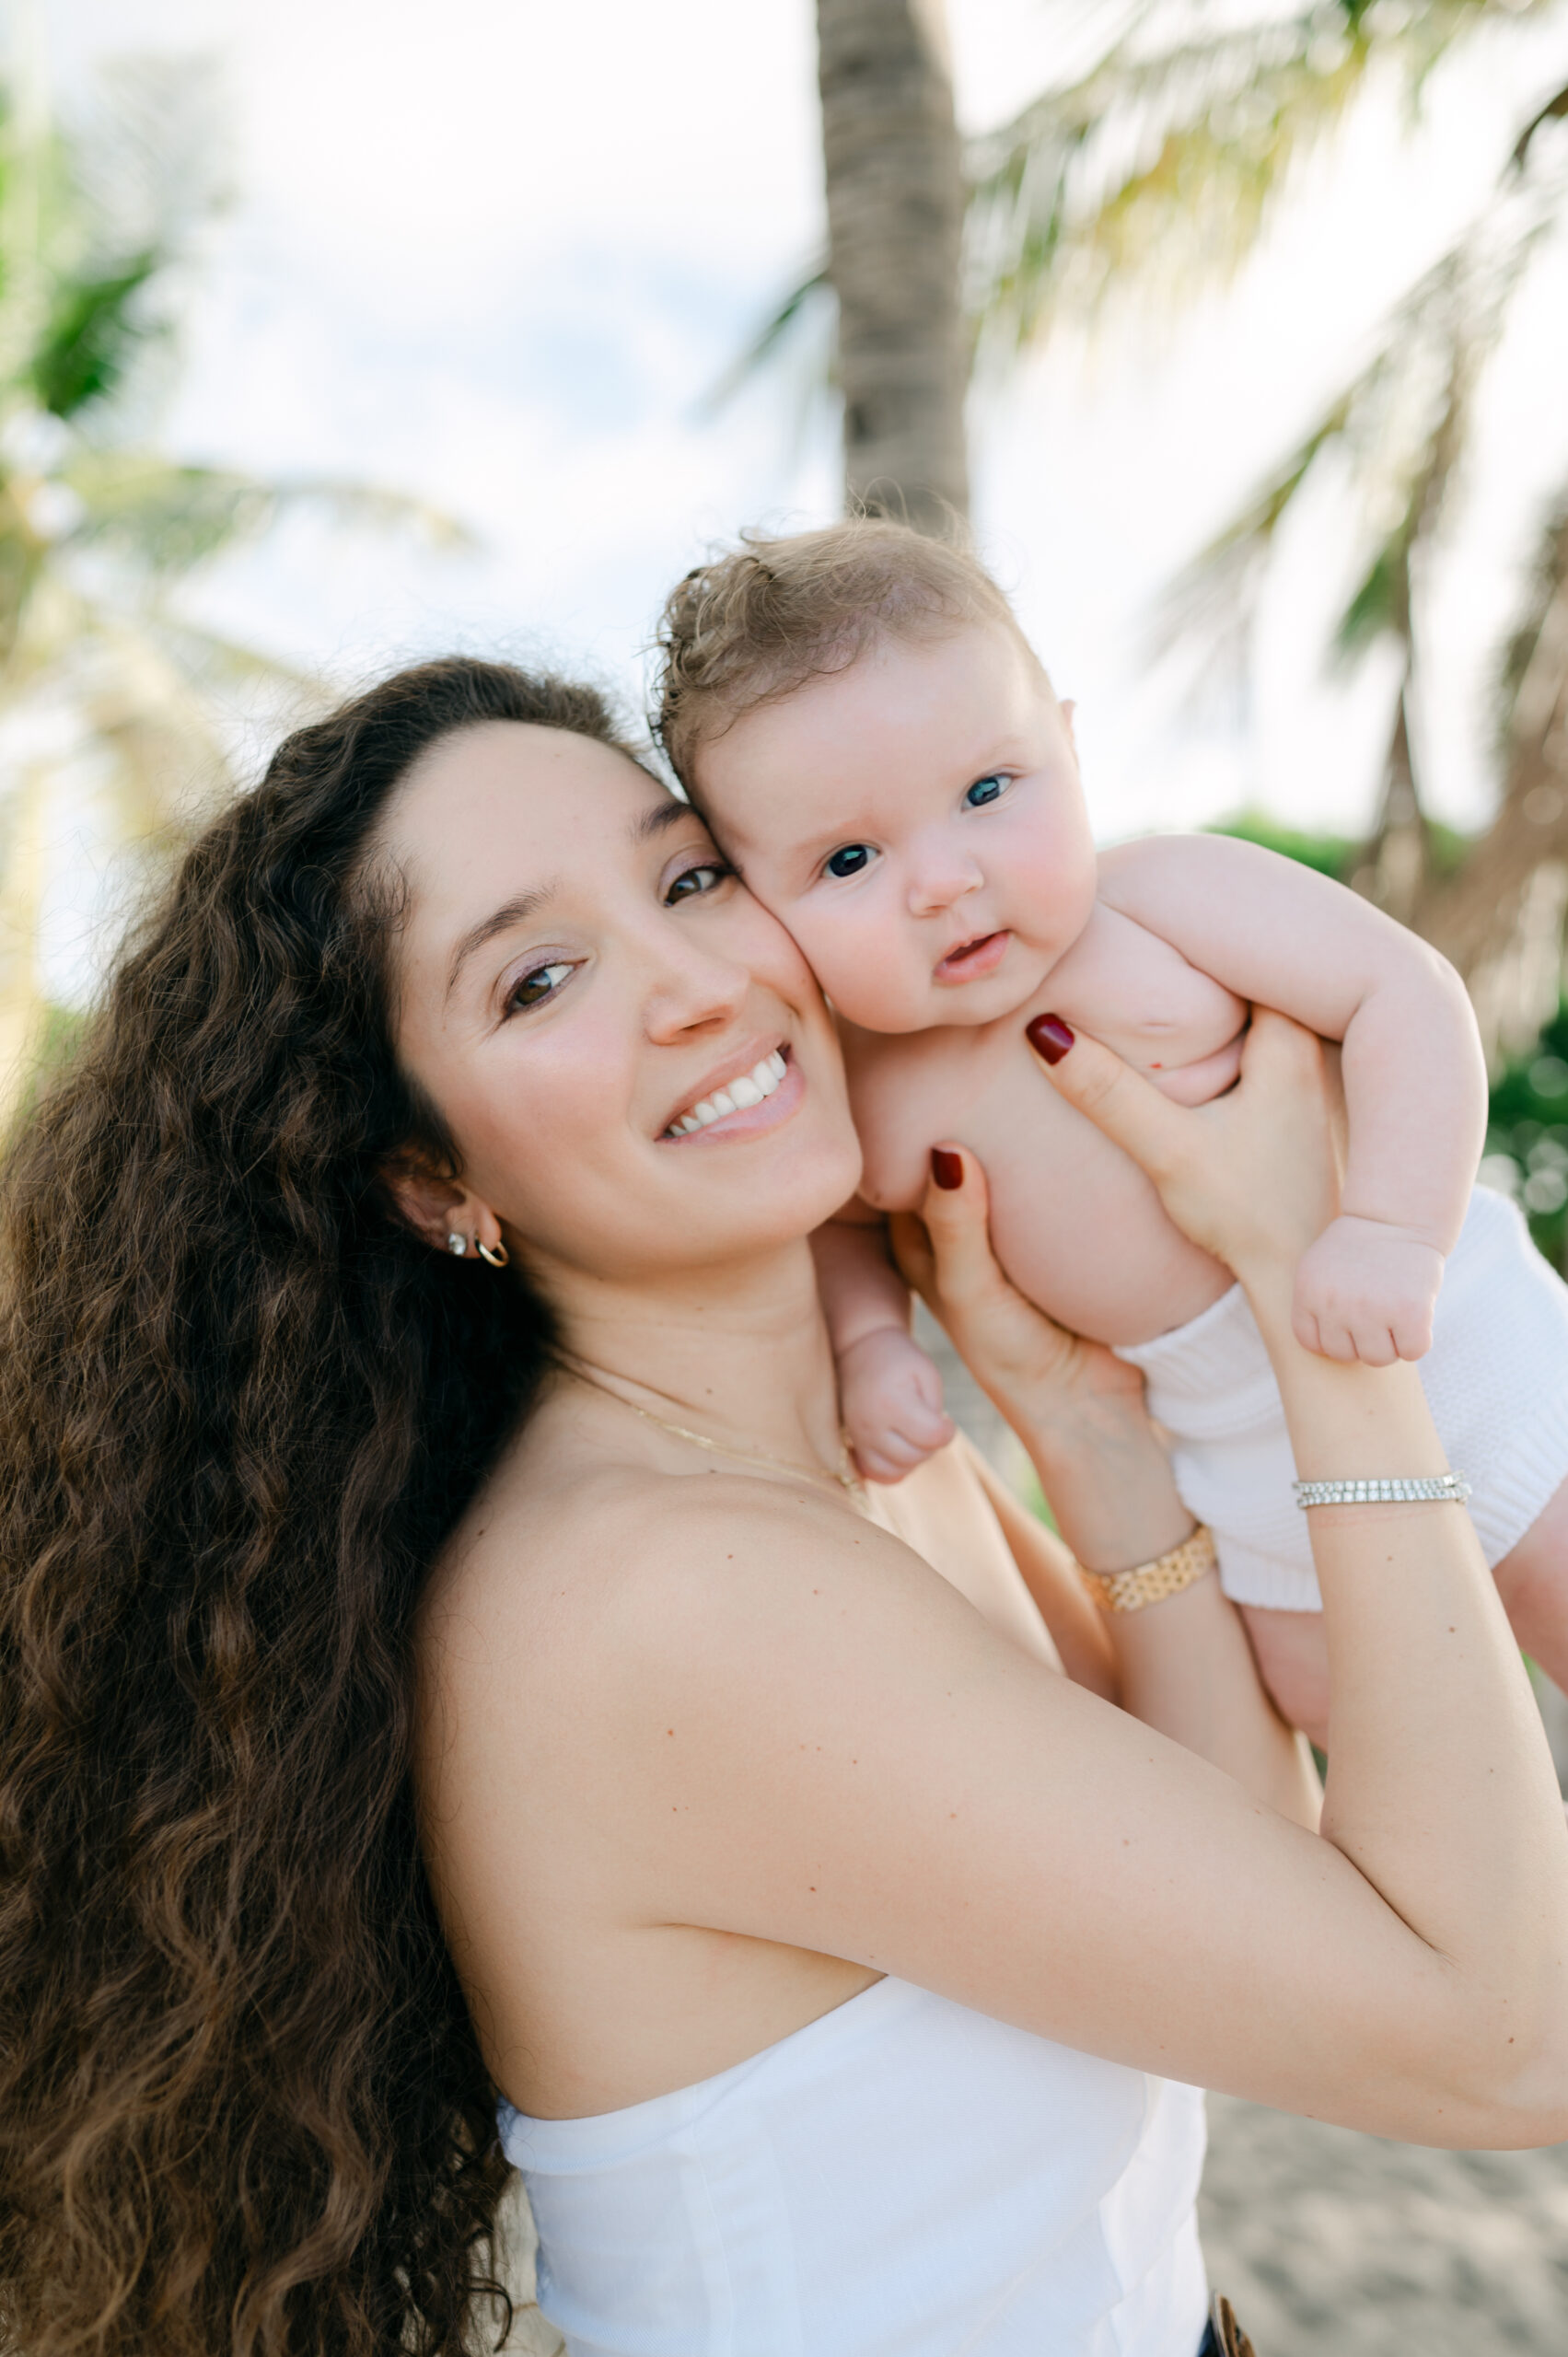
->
[811, 1201, 956, 1480]
[1100, 834, 1489, 1364]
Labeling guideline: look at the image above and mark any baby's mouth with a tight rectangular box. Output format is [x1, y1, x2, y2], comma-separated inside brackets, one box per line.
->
[935, 930, 1011, 984]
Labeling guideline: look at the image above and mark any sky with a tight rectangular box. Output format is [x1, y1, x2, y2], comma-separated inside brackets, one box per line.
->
[32, 0, 1568, 849]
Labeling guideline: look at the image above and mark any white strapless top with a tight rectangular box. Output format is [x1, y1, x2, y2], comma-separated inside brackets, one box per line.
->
[499, 1973, 1208, 2357]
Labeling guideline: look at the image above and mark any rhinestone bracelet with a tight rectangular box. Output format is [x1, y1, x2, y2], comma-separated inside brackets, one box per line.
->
[1293, 1473, 1472, 1509]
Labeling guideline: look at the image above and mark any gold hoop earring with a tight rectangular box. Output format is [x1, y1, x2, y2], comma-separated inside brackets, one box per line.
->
[477, 1238, 509, 1269]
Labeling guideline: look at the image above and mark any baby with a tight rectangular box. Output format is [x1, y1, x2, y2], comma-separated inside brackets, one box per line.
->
[653, 520, 1568, 1737]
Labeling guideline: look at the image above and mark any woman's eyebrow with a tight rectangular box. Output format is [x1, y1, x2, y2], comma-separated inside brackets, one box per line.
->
[632, 797, 693, 842]
[446, 887, 555, 999]
[445, 807, 691, 996]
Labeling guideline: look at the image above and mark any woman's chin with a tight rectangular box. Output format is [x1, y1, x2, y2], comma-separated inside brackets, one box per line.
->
[665, 1125, 862, 1255]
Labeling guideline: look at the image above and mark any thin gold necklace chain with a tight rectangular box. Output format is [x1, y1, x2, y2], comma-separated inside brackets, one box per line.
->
[560, 1356, 866, 1503]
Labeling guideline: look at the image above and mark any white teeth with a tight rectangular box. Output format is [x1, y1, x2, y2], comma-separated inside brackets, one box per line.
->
[666, 1049, 789, 1138]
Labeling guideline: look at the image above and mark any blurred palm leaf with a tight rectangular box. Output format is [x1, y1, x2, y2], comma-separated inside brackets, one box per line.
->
[28, 250, 160, 416]
[1151, 178, 1549, 675]
[1140, 75, 1563, 940]
[965, 0, 1554, 352]
[0, 54, 469, 1113]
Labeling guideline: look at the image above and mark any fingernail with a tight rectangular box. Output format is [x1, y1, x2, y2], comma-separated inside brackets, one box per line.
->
[1026, 1014, 1074, 1064]
[931, 1146, 963, 1190]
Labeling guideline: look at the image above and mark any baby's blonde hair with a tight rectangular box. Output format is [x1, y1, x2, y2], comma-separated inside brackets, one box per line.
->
[653, 517, 1039, 798]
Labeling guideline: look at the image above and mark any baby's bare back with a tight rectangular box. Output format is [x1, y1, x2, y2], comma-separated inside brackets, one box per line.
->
[846, 899, 1248, 1347]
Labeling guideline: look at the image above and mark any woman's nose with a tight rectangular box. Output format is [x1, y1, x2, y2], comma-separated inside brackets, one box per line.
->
[641, 932, 750, 1043]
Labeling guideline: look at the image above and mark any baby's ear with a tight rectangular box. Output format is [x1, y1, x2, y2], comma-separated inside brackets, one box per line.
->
[1059, 697, 1079, 758]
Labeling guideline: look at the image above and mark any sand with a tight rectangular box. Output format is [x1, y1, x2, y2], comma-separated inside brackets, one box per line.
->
[1201, 2096, 1568, 2353]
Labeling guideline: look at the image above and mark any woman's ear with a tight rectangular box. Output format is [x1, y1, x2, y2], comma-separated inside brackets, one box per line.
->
[382, 1155, 506, 1263]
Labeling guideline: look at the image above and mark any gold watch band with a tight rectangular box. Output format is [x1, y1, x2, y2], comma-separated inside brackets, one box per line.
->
[1078, 1522, 1217, 1614]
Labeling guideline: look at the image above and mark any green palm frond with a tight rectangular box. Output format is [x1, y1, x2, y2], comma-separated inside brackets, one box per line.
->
[1, 55, 226, 424]
[1149, 171, 1553, 679]
[1496, 487, 1568, 753]
[702, 264, 833, 413]
[0, 55, 469, 1112]
[1145, 385, 1356, 676]
[1512, 69, 1568, 167]
[28, 250, 160, 418]
[1334, 538, 1411, 656]
[965, 0, 1548, 354]
[59, 452, 472, 575]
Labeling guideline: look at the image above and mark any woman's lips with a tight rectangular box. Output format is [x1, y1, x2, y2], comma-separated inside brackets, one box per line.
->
[658, 1048, 804, 1143]
[935, 929, 1010, 984]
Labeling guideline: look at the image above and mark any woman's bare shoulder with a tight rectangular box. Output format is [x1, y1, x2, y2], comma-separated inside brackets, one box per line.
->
[415, 1417, 954, 1727]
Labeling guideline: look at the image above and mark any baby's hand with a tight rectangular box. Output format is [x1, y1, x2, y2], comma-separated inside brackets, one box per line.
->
[838, 1327, 956, 1483]
[1292, 1214, 1445, 1365]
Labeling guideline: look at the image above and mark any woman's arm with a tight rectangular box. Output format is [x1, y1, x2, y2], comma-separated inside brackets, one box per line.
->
[961, 1448, 1117, 1701]
[568, 1443, 1561, 2146]
[1100, 831, 1488, 1361]
[809, 1204, 954, 1481]
[1019, 1008, 1568, 2106]
[900, 1194, 1318, 1826]
[441, 1017, 1568, 2146]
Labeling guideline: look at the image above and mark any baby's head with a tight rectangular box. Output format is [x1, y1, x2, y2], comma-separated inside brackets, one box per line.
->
[655, 520, 1097, 1035]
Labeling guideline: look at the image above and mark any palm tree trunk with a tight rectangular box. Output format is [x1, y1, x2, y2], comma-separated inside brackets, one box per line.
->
[1355, 657, 1428, 927]
[817, 0, 970, 533]
[1418, 506, 1568, 1062]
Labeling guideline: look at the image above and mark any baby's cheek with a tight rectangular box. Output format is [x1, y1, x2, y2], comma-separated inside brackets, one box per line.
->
[1010, 854, 1089, 953]
[790, 909, 929, 1030]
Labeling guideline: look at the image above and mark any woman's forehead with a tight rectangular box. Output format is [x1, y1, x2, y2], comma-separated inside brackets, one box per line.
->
[390, 723, 679, 869]
[382, 723, 694, 952]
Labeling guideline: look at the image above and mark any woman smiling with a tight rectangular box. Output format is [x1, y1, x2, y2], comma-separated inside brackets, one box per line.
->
[2, 657, 1564, 2357]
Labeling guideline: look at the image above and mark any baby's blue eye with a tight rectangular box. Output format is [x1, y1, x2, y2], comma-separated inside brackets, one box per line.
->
[825, 843, 874, 879]
[964, 774, 1008, 808]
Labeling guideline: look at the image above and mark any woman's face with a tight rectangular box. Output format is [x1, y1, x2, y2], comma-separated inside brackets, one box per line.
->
[377, 721, 863, 1290]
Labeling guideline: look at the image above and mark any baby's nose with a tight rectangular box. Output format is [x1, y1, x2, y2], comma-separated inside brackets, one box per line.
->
[906, 851, 983, 914]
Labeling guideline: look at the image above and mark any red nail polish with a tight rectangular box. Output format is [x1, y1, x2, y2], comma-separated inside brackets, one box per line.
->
[931, 1146, 963, 1190]
[1026, 1014, 1074, 1064]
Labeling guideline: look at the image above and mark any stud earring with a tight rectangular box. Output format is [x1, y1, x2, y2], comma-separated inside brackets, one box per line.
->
[477, 1238, 510, 1268]
[447, 1232, 467, 1257]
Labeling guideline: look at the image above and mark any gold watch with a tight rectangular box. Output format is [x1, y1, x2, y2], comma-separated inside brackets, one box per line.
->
[1077, 1523, 1217, 1614]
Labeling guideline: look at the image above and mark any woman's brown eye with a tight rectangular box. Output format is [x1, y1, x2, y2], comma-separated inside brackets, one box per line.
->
[666, 863, 727, 902]
[508, 960, 572, 1012]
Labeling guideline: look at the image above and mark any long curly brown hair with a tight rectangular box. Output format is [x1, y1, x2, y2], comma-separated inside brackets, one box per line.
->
[0, 657, 646, 2357]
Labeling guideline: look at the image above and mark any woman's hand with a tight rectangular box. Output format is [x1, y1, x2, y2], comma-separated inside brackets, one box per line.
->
[885, 1131, 1320, 1819]
[889, 1151, 1144, 1442]
[1025, 1005, 1342, 1311]
[891, 1147, 1196, 1579]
